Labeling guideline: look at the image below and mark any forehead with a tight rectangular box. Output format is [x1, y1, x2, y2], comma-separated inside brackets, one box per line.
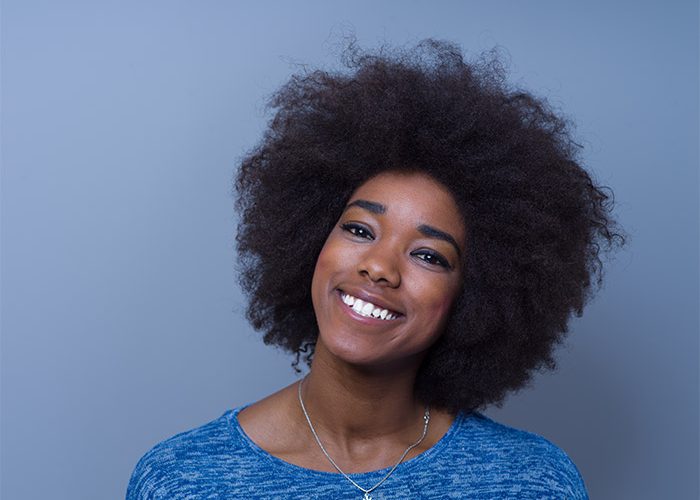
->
[347, 171, 466, 243]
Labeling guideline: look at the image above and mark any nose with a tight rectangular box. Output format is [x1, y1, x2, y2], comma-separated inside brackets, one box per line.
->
[357, 244, 401, 288]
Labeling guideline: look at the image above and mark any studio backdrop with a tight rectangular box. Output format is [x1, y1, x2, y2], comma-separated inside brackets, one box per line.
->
[1, 1, 698, 499]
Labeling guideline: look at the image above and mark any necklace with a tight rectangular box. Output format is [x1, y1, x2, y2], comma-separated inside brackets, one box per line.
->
[297, 378, 430, 500]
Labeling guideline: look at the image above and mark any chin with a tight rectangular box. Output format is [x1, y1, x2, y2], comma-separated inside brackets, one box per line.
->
[317, 331, 424, 373]
[319, 333, 381, 366]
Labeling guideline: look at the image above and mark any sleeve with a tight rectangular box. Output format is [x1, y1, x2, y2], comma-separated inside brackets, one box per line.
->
[125, 448, 166, 500]
[544, 446, 589, 500]
[508, 433, 590, 499]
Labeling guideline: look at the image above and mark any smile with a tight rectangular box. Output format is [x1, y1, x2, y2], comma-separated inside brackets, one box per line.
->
[339, 292, 399, 320]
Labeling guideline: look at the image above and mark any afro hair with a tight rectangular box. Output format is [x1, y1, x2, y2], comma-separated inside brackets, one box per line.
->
[235, 40, 625, 413]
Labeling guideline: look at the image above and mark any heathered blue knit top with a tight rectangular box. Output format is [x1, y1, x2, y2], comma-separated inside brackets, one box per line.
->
[127, 406, 588, 499]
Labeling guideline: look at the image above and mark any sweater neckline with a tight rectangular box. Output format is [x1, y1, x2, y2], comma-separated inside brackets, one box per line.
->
[227, 404, 465, 479]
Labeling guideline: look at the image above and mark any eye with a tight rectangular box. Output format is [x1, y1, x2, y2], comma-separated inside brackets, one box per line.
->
[411, 249, 451, 269]
[341, 222, 374, 240]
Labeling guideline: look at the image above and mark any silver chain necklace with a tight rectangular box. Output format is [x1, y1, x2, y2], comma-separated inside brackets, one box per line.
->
[297, 378, 430, 500]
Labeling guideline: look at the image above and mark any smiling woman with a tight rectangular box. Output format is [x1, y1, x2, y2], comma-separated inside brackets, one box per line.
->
[126, 40, 624, 499]
[311, 172, 465, 370]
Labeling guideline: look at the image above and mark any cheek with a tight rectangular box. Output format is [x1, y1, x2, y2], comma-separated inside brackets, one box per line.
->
[413, 281, 460, 332]
[311, 246, 331, 305]
[432, 297, 454, 319]
[426, 297, 454, 333]
[311, 237, 345, 306]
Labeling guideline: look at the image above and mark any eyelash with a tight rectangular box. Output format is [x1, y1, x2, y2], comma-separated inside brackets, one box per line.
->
[340, 223, 451, 269]
[411, 250, 451, 269]
[341, 223, 374, 240]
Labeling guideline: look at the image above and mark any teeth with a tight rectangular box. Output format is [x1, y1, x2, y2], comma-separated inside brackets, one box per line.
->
[340, 292, 398, 320]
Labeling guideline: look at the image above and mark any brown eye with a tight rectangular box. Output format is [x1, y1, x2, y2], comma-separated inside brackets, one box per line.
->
[411, 250, 451, 269]
[341, 223, 374, 240]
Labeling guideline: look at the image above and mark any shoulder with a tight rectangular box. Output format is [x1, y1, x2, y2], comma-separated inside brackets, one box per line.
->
[126, 409, 242, 500]
[444, 412, 588, 499]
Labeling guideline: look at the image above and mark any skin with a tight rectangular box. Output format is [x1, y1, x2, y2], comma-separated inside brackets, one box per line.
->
[238, 171, 467, 473]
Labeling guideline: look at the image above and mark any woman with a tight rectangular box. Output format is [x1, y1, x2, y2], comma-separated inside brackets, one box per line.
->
[127, 40, 623, 499]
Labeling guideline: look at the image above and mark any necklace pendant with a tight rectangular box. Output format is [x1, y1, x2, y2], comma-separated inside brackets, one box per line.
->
[362, 493, 372, 500]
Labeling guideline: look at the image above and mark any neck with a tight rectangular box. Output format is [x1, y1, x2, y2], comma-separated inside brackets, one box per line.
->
[300, 341, 426, 446]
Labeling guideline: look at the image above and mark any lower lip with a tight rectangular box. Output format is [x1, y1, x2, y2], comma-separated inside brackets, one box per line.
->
[335, 290, 401, 326]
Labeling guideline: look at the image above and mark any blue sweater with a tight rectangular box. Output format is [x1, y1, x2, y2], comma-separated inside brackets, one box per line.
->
[127, 407, 588, 499]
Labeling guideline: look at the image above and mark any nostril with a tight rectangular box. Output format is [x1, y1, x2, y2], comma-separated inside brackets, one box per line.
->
[357, 253, 401, 287]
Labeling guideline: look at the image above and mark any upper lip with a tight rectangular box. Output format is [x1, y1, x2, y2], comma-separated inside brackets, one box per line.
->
[337, 287, 404, 316]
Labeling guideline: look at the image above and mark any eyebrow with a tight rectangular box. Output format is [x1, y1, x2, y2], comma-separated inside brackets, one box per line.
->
[417, 224, 462, 257]
[344, 199, 386, 214]
[344, 199, 462, 257]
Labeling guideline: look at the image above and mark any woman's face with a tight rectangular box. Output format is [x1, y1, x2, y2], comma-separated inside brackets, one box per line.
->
[311, 171, 466, 370]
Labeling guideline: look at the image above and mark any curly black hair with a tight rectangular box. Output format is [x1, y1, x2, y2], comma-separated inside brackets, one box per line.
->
[235, 40, 625, 413]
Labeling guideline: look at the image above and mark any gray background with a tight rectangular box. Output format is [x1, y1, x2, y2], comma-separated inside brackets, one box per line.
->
[2, 1, 698, 499]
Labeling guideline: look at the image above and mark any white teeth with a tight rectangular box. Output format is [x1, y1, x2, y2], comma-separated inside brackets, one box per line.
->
[340, 292, 398, 321]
